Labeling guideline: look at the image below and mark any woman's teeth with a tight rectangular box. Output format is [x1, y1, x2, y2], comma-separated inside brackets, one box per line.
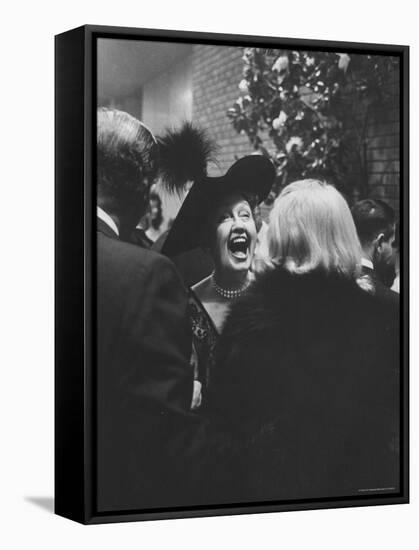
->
[228, 235, 248, 259]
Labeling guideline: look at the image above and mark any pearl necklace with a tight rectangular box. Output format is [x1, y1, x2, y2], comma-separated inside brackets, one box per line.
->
[211, 273, 251, 300]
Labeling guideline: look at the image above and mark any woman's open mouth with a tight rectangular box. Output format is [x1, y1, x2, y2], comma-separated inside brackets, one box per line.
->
[228, 233, 249, 260]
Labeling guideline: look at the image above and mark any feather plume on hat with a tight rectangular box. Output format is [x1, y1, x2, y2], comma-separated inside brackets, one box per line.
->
[157, 122, 218, 195]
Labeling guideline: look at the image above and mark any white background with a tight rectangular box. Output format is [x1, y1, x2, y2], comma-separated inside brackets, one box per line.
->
[0, 1, 416, 548]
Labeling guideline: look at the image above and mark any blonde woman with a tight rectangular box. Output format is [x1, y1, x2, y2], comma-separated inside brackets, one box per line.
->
[209, 179, 399, 504]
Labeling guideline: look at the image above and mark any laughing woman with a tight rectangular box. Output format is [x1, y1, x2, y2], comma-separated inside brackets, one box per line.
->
[162, 155, 275, 408]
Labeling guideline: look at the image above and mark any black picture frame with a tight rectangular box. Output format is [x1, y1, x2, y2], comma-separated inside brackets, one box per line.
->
[55, 24, 409, 524]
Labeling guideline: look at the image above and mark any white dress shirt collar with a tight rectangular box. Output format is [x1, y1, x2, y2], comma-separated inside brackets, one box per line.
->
[97, 206, 119, 237]
[361, 257, 374, 270]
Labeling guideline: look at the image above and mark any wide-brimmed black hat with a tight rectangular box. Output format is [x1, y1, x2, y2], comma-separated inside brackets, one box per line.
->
[161, 155, 276, 258]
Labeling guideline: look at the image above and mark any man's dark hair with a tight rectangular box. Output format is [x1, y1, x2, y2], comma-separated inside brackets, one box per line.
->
[351, 198, 396, 246]
[97, 108, 158, 211]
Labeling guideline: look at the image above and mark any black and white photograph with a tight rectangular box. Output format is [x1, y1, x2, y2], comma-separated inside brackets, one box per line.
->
[92, 33, 406, 516]
[4, 0, 419, 544]
[54, 25, 408, 524]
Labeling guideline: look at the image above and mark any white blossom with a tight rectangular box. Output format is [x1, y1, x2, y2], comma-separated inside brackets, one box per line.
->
[272, 111, 288, 130]
[285, 136, 304, 154]
[272, 55, 289, 84]
[238, 79, 249, 93]
[272, 55, 289, 73]
[337, 53, 351, 72]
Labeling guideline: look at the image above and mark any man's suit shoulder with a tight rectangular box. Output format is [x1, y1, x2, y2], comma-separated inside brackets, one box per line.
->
[361, 265, 399, 310]
[98, 231, 182, 283]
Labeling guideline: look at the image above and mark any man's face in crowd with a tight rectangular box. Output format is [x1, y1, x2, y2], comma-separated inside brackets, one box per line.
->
[373, 224, 397, 287]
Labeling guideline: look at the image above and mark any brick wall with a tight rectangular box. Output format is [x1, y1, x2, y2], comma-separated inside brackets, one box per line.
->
[342, 62, 400, 215]
[192, 45, 254, 176]
[365, 65, 400, 214]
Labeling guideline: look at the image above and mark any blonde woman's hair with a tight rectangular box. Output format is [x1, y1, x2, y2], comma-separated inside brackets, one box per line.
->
[267, 179, 363, 279]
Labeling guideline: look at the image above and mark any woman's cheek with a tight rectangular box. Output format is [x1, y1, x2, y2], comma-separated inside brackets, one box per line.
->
[249, 222, 258, 251]
[213, 225, 229, 264]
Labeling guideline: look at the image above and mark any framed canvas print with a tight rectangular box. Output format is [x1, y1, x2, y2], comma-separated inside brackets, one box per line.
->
[55, 25, 409, 524]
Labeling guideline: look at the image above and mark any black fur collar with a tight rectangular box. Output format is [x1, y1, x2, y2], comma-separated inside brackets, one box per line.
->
[222, 266, 365, 339]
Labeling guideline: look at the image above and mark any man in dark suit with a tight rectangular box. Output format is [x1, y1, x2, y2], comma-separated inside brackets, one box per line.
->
[352, 198, 398, 307]
[96, 108, 199, 511]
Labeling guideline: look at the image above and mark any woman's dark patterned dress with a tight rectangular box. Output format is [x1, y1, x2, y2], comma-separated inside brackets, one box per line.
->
[188, 290, 219, 408]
